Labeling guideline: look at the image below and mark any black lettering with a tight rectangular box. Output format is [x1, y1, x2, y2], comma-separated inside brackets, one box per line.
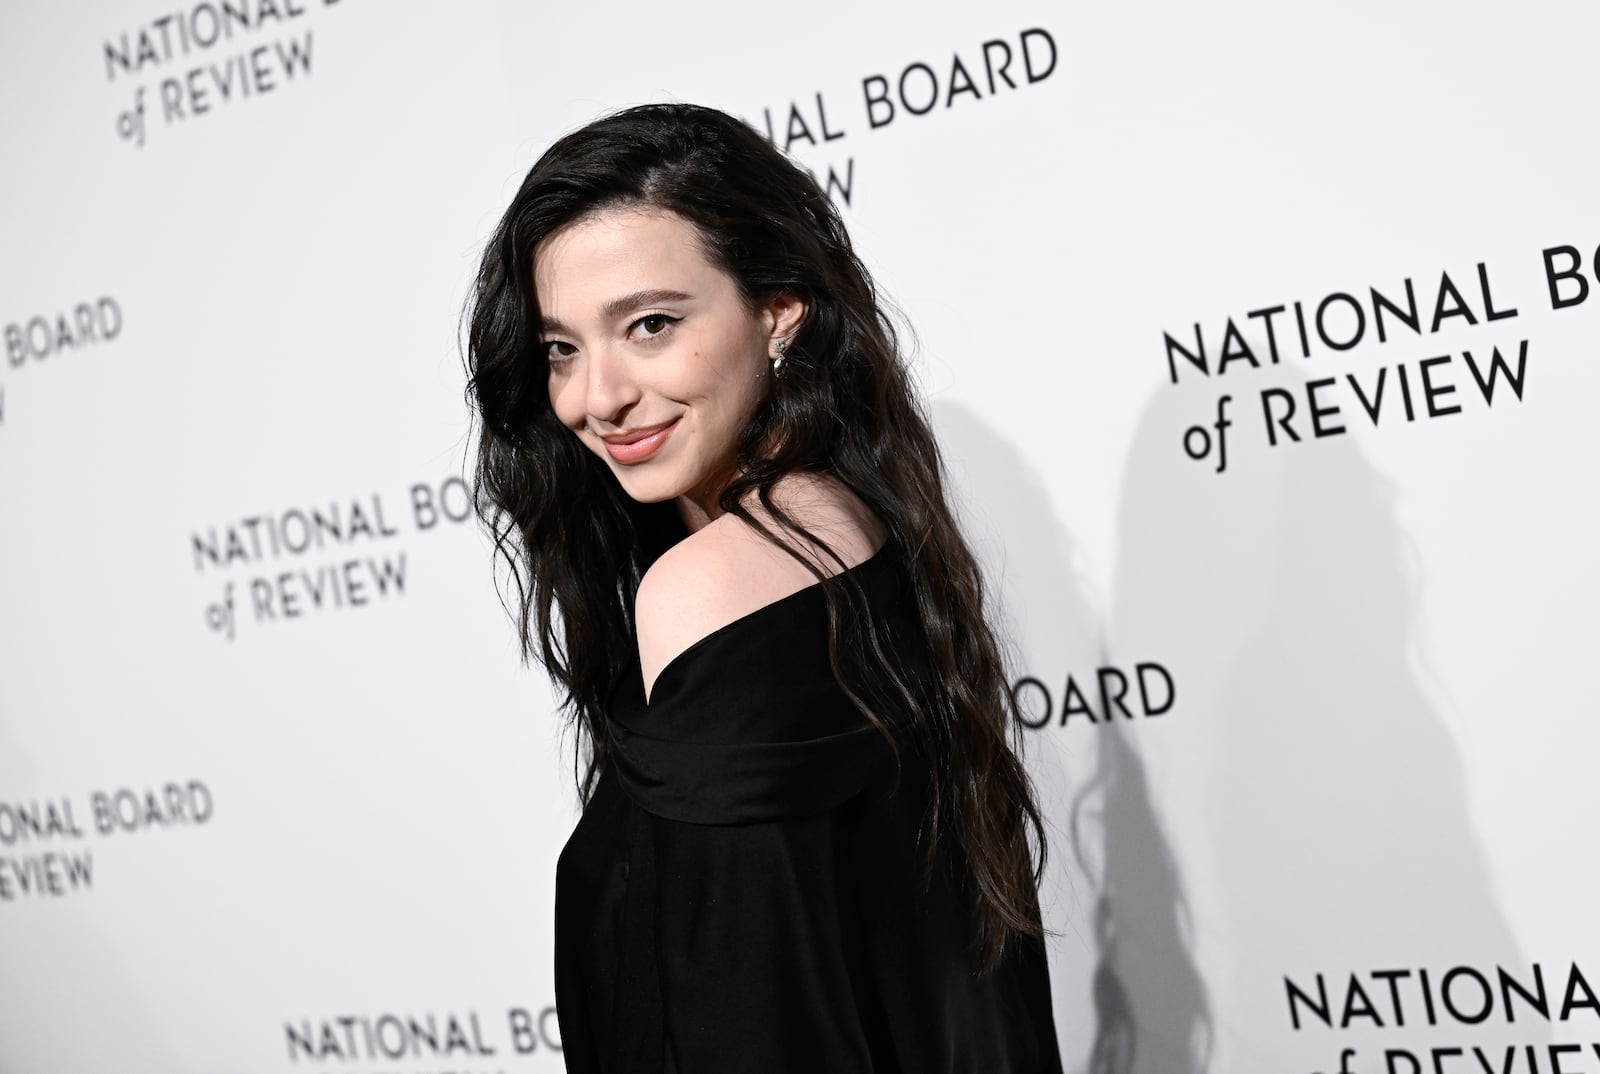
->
[981, 38, 1015, 94]
[899, 63, 938, 116]
[1165, 325, 1208, 383]
[160, 77, 185, 121]
[1305, 377, 1345, 437]
[1497, 963, 1549, 1023]
[821, 158, 854, 206]
[1216, 319, 1259, 374]
[862, 75, 893, 129]
[1246, 305, 1287, 363]
[1012, 677, 1051, 730]
[784, 103, 815, 150]
[1478, 261, 1518, 321]
[1135, 662, 1174, 716]
[186, 66, 212, 114]
[1560, 963, 1600, 1021]
[1440, 967, 1493, 1024]
[1417, 356, 1461, 417]
[1541, 244, 1589, 309]
[1060, 676, 1096, 725]
[1371, 279, 1420, 342]
[1286, 973, 1330, 1030]
[1431, 270, 1479, 331]
[1260, 388, 1300, 445]
[1386, 1049, 1422, 1073]
[1396, 363, 1416, 421]
[1096, 666, 1133, 720]
[814, 92, 844, 141]
[1461, 341, 1529, 405]
[1315, 292, 1365, 351]
[946, 54, 981, 106]
[1343, 976, 1384, 1027]
[276, 31, 313, 79]
[1348, 366, 1387, 424]
[1019, 28, 1057, 82]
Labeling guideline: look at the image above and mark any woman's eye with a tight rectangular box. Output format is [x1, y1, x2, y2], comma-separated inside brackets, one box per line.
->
[632, 313, 680, 340]
[543, 341, 575, 366]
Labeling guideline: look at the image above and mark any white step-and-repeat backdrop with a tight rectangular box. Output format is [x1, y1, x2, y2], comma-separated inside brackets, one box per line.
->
[3, 2, 1596, 1072]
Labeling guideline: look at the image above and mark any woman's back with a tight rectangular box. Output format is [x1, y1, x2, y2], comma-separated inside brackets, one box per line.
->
[553, 532, 1063, 1072]
[633, 474, 889, 704]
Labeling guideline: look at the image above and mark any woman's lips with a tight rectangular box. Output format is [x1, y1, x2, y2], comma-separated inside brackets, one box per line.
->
[603, 419, 678, 463]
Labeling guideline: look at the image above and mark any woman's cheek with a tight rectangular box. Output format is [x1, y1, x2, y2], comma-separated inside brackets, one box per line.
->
[548, 374, 583, 430]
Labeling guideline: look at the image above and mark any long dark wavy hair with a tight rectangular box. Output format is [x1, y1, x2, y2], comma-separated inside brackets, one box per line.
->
[461, 101, 1047, 974]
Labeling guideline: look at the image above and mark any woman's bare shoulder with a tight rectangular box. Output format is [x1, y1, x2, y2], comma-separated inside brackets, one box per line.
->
[634, 474, 886, 702]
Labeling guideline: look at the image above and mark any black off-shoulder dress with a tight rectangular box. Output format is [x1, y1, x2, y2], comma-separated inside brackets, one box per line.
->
[553, 541, 1063, 1072]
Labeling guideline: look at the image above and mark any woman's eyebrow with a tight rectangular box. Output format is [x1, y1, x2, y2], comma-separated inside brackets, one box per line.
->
[540, 288, 695, 336]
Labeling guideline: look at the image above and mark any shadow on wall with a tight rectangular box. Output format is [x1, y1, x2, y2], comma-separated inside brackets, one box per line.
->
[1111, 367, 1539, 1070]
[1075, 712, 1214, 1074]
[933, 400, 1210, 1074]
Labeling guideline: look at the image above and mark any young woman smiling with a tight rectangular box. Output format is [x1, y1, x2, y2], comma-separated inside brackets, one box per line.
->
[464, 102, 1063, 1073]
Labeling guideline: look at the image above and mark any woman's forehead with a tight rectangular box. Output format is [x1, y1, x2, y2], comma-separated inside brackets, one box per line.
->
[537, 207, 695, 267]
[534, 210, 729, 322]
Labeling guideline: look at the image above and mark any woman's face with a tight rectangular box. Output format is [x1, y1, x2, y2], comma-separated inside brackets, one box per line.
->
[533, 206, 802, 531]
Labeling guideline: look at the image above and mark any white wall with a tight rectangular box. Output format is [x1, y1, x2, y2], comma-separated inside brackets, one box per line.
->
[2, 2, 1595, 1072]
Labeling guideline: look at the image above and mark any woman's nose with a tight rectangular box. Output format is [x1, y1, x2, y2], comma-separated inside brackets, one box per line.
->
[585, 345, 641, 423]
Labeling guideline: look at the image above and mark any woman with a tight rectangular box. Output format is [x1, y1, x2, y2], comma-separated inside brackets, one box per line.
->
[464, 101, 1062, 1072]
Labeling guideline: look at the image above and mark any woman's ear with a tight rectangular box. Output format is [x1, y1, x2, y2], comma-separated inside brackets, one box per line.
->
[763, 290, 808, 344]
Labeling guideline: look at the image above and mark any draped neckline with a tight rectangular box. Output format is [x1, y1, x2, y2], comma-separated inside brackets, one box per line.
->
[602, 537, 918, 825]
[630, 541, 893, 710]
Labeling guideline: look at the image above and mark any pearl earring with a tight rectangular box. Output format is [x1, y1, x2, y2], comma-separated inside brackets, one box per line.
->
[772, 339, 787, 378]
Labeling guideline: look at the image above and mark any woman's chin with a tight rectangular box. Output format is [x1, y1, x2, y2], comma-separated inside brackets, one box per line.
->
[611, 470, 684, 506]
